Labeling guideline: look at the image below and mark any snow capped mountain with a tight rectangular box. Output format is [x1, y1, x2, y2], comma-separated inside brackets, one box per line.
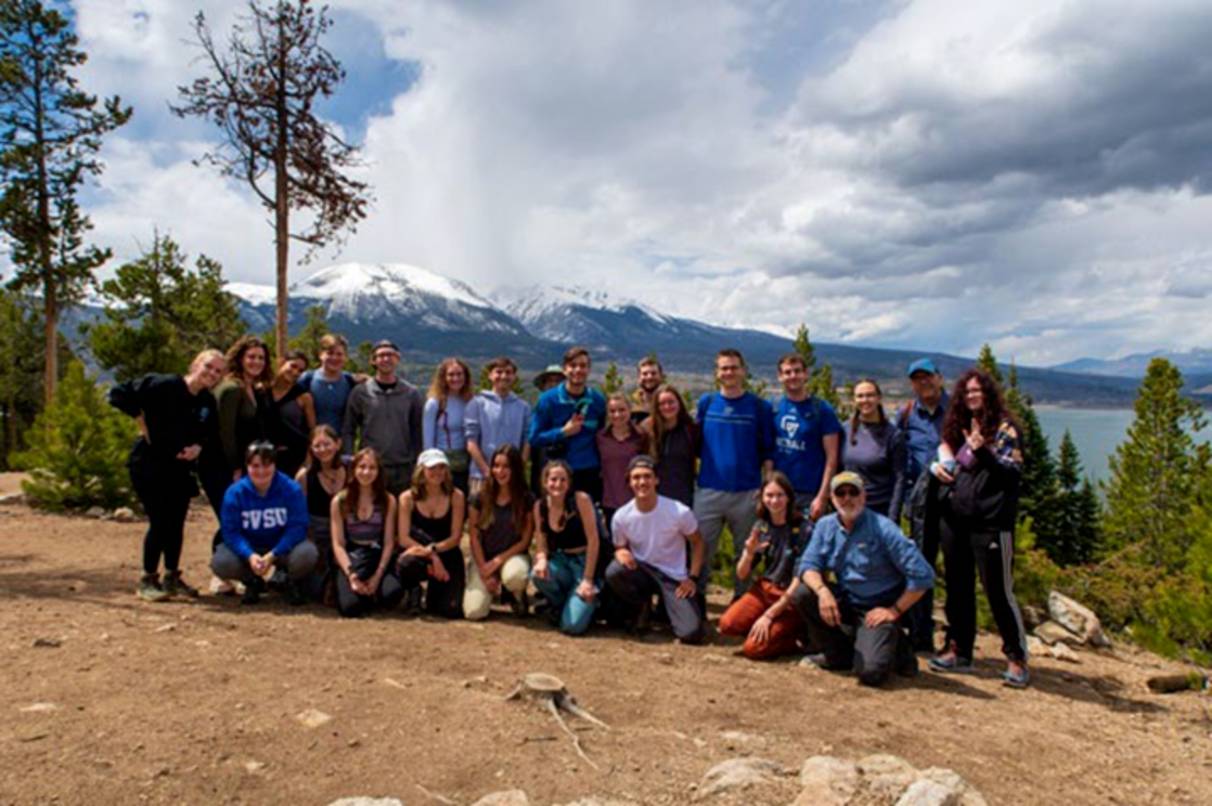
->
[492, 283, 672, 344]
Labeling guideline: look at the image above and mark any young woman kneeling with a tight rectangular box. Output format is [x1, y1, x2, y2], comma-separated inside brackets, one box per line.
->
[464, 445, 534, 620]
[331, 448, 404, 617]
[396, 449, 467, 617]
[530, 461, 600, 635]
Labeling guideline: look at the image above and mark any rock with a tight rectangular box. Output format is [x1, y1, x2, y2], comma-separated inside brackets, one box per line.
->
[1049, 643, 1081, 664]
[917, 768, 989, 806]
[296, 708, 333, 729]
[0, 492, 26, 505]
[154, 623, 177, 633]
[896, 778, 960, 806]
[243, 760, 266, 774]
[32, 637, 61, 648]
[696, 757, 785, 799]
[328, 800, 404, 806]
[19, 702, 60, 713]
[857, 754, 918, 801]
[1020, 604, 1045, 628]
[112, 507, 137, 522]
[1026, 636, 1048, 656]
[1048, 591, 1110, 647]
[719, 729, 765, 748]
[1147, 673, 1209, 694]
[795, 756, 859, 805]
[471, 790, 529, 806]
[1034, 620, 1081, 646]
[556, 799, 639, 806]
[84, 506, 105, 518]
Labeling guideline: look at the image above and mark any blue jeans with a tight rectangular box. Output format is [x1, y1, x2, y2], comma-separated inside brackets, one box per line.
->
[531, 551, 597, 635]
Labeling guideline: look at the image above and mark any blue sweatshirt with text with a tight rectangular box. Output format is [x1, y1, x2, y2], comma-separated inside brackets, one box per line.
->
[220, 472, 309, 560]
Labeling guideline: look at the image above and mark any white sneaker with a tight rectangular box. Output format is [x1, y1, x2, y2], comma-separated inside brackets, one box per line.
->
[209, 575, 236, 596]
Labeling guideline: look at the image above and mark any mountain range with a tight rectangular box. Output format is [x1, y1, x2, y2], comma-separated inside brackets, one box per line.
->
[217, 262, 1176, 406]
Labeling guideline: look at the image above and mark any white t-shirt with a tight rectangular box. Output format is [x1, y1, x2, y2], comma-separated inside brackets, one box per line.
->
[611, 496, 699, 581]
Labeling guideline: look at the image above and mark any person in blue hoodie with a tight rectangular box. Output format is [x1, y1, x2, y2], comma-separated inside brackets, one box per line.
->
[212, 441, 317, 605]
[527, 346, 607, 502]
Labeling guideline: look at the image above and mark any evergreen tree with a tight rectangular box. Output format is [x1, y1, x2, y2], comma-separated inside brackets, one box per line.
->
[602, 361, 622, 395]
[792, 323, 841, 408]
[13, 361, 135, 511]
[173, 0, 371, 361]
[0, 1, 132, 403]
[1044, 430, 1102, 565]
[1103, 358, 1207, 569]
[86, 234, 245, 381]
[0, 288, 45, 467]
[289, 305, 330, 361]
[976, 343, 1003, 384]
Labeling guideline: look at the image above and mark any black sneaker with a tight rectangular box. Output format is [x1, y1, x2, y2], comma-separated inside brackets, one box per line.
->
[137, 574, 169, 603]
[162, 571, 200, 599]
[631, 600, 653, 635]
[285, 580, 307, 606]
[895, 636, 919, 677]
[241, 577, 265, 605]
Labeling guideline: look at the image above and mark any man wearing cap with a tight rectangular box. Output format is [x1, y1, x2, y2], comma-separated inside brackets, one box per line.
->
[465, 356, 531, 496]
[791, 471, 934, 686]
[528, 346, 607, 502]
[898, 358, 949, 652]
[342, 340, 425, 495]
[606, 455, 707, 644]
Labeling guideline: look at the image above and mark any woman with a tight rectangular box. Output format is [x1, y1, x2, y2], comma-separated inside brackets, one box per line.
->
[842, 379, 906, 521]
[396, 448, 467, 617]
[641, 384, 699, 507]
[423, 357, 474, 493]
[929, 369, 1030, 688]
[295, 425, 346, 602]
[109, 349, 226, 602]
[268, 349, 316, 478]
[331, 448, 404, 617]
[463, 445, 533, 620]
[718, 473, 811, 659]
[207, 335, 273, 593]
[596, 392, 649, 529]
[530, 460, 600, 635]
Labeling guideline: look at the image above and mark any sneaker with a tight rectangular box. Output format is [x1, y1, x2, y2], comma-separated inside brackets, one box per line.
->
[895, 638, 919, 678]
[137, 574, 169, 603]
[162, 571, 200, 599]
[927, 653, 974, 674]
[209, 576, 237, 597]
[402, 586, 423, 614]
[800, 652, 852, 672]
[507, 589, 529, 617]
[1002, 664, 1031, 689]
[285, 580, 307, 607]
[241, 577, 265, 605]
[632, 600, 653, 635]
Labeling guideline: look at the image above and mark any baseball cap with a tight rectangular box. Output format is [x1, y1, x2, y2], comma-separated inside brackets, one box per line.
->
[907, 358, 939, 378]
[417, 448, 449, 469]
[372, 339, 400, 355]
[830, 471, 865, 493]
[627, 455, 657, 474]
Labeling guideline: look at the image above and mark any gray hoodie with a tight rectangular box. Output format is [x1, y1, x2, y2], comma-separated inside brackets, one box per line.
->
[342, 377, 424, 467]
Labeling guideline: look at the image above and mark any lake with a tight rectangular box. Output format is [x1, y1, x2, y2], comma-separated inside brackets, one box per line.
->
[1035, 407, 1211, 485]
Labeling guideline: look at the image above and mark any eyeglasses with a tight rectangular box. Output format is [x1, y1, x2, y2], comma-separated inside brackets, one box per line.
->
[832, 487, 862, 499]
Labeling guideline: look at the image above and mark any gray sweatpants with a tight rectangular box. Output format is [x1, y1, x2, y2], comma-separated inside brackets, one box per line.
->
[790, 584, 906, 686]
[605, 560, 706, 644]
[211, 542, 319, 585]
[693, 487, 758, 595]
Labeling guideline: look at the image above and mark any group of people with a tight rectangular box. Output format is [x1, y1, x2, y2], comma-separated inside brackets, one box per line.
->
[109, 335, 1031, 689]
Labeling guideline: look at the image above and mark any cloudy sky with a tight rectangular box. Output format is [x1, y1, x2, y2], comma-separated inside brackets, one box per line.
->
[67, 0, 1212, 365]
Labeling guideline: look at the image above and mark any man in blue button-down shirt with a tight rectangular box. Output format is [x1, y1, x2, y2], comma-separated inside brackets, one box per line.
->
[792, 471, 934, 685]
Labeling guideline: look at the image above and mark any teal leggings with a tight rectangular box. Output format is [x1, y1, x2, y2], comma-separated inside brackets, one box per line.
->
[531, 551, 597, 635]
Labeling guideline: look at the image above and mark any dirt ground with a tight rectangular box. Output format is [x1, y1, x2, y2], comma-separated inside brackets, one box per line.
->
[2, 488, 1211, 805]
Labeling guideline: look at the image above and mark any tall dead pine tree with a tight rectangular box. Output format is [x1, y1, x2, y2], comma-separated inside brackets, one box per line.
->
[173, 0, 370, 360]
[0, 0, 131, 403]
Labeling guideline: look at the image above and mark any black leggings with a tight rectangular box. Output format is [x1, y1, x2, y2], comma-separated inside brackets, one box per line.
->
[131, 461, 193, 576]
[397, 546, 465, 618]
[335, 546, 404, 617]
[939, 510, 1028, 662]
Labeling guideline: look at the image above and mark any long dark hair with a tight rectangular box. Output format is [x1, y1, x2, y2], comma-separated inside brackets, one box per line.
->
[478, 444, 530, 534]
[648, 383, 693, 462]
[941, 369, 1015, 452]
[848, 377, 888, 446]
[755, 471, 803, 528]
[224, 335, 273, 387]
[341, 447, 389, 519]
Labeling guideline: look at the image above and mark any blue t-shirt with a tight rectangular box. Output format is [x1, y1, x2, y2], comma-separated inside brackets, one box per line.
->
[300, 369, 356, 432]
[772, 395, 842, 496]
[695, 391, 775, 492]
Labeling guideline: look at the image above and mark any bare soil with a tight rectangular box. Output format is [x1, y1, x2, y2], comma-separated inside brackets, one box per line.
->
[1, 492, 1211, 805]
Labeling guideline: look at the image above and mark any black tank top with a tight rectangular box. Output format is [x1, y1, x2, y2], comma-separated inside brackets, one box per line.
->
[411, 498, 453, 547]
[306, 464, 339, 517]
[539, 498, 588, 553]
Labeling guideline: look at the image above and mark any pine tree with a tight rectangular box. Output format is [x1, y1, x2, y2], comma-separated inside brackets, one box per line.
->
[1044, 430, 1102, 565]
[0, 289, 45, 467]
[86, 234, 245, 381]
[13, 361, 135, 511]
[0, 1, 132, 403]
[602, 361, 622, 395]
[1103, 358, 1207, 569]
[289, 305, 330, 362]
[173, 0, 371, 361]
[792, 323, 841, 408]
[976, 343, 1003, 384]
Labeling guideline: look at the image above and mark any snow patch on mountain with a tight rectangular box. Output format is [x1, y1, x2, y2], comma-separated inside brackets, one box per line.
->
[492, 284, 671, 326]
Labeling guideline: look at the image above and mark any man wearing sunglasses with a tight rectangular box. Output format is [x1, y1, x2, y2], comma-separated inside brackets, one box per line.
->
[791, 471, 934, 686]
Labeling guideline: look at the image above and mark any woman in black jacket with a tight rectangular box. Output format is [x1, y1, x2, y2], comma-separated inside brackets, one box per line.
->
[928, 369, 1030, 688]
[109, 350, 227, 602]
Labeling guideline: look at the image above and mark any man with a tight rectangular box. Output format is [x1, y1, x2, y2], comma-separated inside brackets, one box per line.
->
[899, 357, 949, 651]
[533, 364, 565, 392]
[694, 348, 775, 596]
[342, 339, 424, 495]
[528, 346, 607, 501]
[465, 356, 531, 496]
[791, 471, 934, 686]
[299, 333, 360, 432]
[606, 456, 707, 644]
[629, 356, 665, 422]
[212, 442, 317, 605]
[771, 353, 841, 522]
[530, 364, 565, 494]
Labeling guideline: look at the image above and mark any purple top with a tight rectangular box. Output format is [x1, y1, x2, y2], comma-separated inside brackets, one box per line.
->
[596, 429, 649, 509]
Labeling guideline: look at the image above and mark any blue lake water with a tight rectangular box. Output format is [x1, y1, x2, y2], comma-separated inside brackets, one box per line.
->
[1035, 407, 1210, 484]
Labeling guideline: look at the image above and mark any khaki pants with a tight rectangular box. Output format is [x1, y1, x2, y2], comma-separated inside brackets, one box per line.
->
[463, 554, 531, 620]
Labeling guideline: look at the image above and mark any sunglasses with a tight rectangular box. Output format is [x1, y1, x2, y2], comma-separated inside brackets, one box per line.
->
[832, 486, 862, 499]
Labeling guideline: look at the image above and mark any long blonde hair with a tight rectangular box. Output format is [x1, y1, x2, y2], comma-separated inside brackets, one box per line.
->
[428, 357, 473, 405]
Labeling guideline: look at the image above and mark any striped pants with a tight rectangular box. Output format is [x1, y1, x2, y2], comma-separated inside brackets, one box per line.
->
[939, 514, 1028, 663]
